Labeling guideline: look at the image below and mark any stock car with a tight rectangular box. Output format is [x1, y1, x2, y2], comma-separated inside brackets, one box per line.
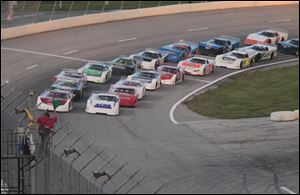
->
[107, 55, 139, 75]
[177, 56, 215, 76]
[78, 62, 112, 83]
[85, 93, 120, 115]
[244, 29, 288, 45]
[36, 89, 74, 112]
[157, 65, 185, 85]
[108, 86, 139, 107]
[50, 79, 85, 101]
[160, 41, 198, 63]
[53, 69, 87, 87]
[239, 44, 278, 61]
[215, 50, 257, 69]
[198, 35, 240, 56]
[277, 38, 299, 56]
[129, 49, 168, 70]
[127, 70, 161, 90]
[113, 79, 146, 100]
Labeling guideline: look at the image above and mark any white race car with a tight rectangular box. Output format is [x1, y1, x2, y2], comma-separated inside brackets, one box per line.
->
[127, 70, 161, 90]
[157, 65, 184, 85]
[85, 93, 120, 115]
[215, 50, 257, 70]
[37, 89, 74, 112]
[177, 56, 215, 76]
[53, 68, 87, 87]
[239, 44, 278, 61]
[78, 61, 112, 83]
[130, 49, 168, 70]
[113, 79, 146, 100]
[244, 29, 288, 45]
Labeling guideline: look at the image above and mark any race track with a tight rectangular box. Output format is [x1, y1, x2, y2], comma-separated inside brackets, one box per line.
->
[1, 4, 299, 194]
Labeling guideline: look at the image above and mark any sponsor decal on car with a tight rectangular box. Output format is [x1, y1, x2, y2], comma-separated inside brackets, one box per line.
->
[94, 103, 112, 109]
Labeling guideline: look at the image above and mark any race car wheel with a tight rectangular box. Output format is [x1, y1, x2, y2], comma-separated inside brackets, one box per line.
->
[281, 37, 285, 42]
[182, 75, 185, 81]
[255, 53, 261, 62]
[270, 52, 274, 59]
[80, 90, 84, 98]
[155, 62, 159, 70]
[240, 62, 243, 69]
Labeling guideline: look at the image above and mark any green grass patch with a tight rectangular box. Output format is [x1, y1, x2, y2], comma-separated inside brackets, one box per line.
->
[185, 65, 299, 119]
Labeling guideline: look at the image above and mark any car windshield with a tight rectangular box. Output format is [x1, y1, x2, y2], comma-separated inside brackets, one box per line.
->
[142, 52, 159, 59]
[122, 81, 142, 87]
[172, 44, 190, 52]
[96, 95, 117, 102]
[231, 52, 247, 58]
[251, 46, 267, 51]
[88, 64, 105, 71]
[161, 67, 177, 74]
[114, 88, 135, 94]
[138, 72, 156, 79]
[190, 58, 206, 64]
[223, 56, 236, 62]
[57, 81, 79, 88]
[289, 39, 299, 46]
[259, 31, 276, 37]
[45, 91, 68, 99]
[209, 39, 226, 45]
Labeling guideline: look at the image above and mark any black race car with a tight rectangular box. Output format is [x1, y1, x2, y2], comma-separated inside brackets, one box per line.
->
[277, 38, 299, 56]
[107, 56, 139, 76]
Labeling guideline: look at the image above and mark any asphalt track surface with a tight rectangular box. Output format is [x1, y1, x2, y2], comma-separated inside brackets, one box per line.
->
[1, 5, 299, 194]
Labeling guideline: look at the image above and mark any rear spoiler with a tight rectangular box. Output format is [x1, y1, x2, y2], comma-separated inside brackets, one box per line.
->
[193, 54, 216, 63]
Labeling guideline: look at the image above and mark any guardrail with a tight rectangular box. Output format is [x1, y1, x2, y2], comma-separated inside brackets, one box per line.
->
[1, 1, 298, 40]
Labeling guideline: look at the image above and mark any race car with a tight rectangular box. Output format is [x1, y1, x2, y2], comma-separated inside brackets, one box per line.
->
[127, 70, 161, 90]
[160, 41, 198, 63]
[198, 35, 240, 56]
[53, 68, 87, 87]
[85, 93, 120, 115]
[177, 56, 215, 76]
[157, 65, 185, 85]
[215, 50, 257, 70]
[36, 89, 74, 112]
[78, 61, 112, 83]
[108, 86, 138, 107]
[107, 55, 138, 75]
[277, 38, 299, 56]
[113, 79, 146, 100]
[50, 79, 85, 101]
[239, 44, 278, 61]
[129, 49, 168, 70]
[244, 29, 288, 45]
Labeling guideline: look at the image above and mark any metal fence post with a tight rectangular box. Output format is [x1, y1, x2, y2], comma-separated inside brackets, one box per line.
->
[49, 1, 57, 21]
[33, 1, 41, 24]
[138, 1, 142, 9]
[67, 1, 74, 17]
[84, 1, 90, 15]
[120, 1, 124, 10]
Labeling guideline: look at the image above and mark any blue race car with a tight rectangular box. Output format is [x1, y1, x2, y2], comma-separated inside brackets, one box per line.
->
[277, 38, 299, 56]
[198, 35, 240, 56]
[160, 40, 198, 63]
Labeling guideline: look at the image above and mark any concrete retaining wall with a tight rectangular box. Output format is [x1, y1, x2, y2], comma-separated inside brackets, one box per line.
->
[1, 1, 298, 40]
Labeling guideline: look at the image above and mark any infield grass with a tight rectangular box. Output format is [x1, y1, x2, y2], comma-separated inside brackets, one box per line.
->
[185, 65, 299, 119]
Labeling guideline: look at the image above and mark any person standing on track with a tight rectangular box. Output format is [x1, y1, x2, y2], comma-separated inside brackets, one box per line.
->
[37, 110, 58, 144]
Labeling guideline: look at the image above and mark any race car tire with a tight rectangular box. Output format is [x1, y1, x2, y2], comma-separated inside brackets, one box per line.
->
[281, 37, 285, 42]
[182, 74, 185, 81]
[80, 89, 84, 98]
[255, 53, 261, 62]
[155, 62, 159, 70]
[270, 52, 274, 59]
[240, 62, 243, 69]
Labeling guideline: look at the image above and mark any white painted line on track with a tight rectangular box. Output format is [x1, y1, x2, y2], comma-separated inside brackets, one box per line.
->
[269, 18, 291, 23]
[185, 78, 212, 83]
[26, 64, 38, 70]
[169, 58, 299, 125]
[187, 27, 209, 32]
[280, 186, 297, 194]
[1, 47, 88, 62]
[63, 50, 78, 55]
[118, 37, 137, 43]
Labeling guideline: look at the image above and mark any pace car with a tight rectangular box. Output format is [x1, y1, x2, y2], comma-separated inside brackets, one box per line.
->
[50, 79, 85, 101]
[215, 50, 257, 69]
[107, 55, 138, 75]
[159, 41, 198, 63]
[277, 38, 299, 56]
[244, 29, 288, 45]
[129, 49, 168, 70]
[36, 89, 73, 112]
[78, 62, 112, 83]
[127, 70, 161, 90]
[157, 65, 185, 85]
[113, 79, 146, 100]
[85, 93, 120, 115]
[109, 86, 139, 107]
[177, 56, 215, 76]
[53, 68, 87, 87]
[198, 35, 240, 56]
[239, 44, 278, 61]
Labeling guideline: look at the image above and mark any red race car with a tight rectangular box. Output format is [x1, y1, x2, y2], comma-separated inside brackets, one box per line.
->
[157, 65, 184, 85]
[109, 86, 138, 107]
